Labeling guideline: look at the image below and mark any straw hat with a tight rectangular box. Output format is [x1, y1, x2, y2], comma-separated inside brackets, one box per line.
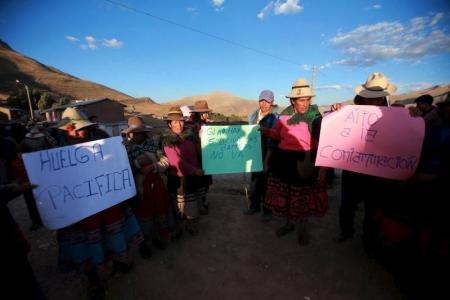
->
[355, 72, 397, 98]
[191, 100, 212, 113]
[286, 78, 315, 98]
[122, 116, 152, 134]
[56, 107, 95, 131]
[166, 106, 185, 121]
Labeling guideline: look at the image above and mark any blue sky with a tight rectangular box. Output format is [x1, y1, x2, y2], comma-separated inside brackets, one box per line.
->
[1, 0, 449, 106]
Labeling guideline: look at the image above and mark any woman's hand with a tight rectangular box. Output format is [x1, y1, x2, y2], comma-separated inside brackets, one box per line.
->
[259, 125, 270, 135]
[408, 106, 423, 118]
[330, 103, 343, 112]
[195, 169, 205, 176]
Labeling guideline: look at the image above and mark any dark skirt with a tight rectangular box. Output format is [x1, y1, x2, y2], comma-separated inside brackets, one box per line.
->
[264, 149, 328, 221]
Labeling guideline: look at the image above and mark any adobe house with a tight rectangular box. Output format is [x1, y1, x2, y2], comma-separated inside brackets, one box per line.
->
[42, 98, 128, 136]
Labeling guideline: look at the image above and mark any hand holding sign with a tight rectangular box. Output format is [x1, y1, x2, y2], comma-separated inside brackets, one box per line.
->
[23, 136, 136, 230]
[201, 125, 263, 174]
[315, 105, 425, 180]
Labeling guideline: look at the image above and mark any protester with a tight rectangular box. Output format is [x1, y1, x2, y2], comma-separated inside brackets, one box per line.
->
[412, 94, 438, 123]
[260, 78, 328, 245]
[10, 124, 51, 231]
[162, 106, 205, 236]
[244, 89, 279, 220]
[187, 100, 213, 214]
[54, 107, 144, 300]
[331, 73, 399, 252]
[1, 150, 45, 299]
[123, 116, 173, 254]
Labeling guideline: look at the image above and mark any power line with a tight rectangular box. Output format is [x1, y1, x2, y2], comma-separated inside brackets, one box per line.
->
[104, 0, 344, 88]
[104, 0, 304, 67]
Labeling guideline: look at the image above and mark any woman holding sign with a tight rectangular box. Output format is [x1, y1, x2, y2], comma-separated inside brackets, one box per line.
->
[260, 78, 328, 245]
[162, 106, 205, 236]
[187, 100, 213, 215]
[123, 116, 173, 256]
[55, 108, 144, 300]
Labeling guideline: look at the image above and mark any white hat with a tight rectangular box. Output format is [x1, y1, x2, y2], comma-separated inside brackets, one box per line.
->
[286, 78, 315, 98]
[56, 107, 96, 131]
[355, 72, 397, 98]
[258, 90, 275, 103]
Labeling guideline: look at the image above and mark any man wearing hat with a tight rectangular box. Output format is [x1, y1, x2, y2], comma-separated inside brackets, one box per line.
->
[333, 73, 400, 253]
[244, 90, 279, 219]
[123, 116, 171, 255]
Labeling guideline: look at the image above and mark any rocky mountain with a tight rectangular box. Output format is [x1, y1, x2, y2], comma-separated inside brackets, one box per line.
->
[0, 39, 133, 101]
[1, 39, 448, 119]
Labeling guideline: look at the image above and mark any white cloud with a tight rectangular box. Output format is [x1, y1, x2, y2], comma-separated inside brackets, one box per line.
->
[76, 35, 123, 50]
[316, 84, 352, 90]
[187, 7, 197, 14]
[212, 0, 224, 11]
[257, 2, 274, 20]
[430, 12, 444, 26]
[257, 0, 303, 20]
[274, 0, 303, 15]
[328, 12, 450, 67]
[301, 64, 311, 71]
[83, 36, 97, 49]
[212, 0, 224, 6]
[103, 38, 123, 48]
[65, 35, 79, 42]
[365, 4, 382, 11]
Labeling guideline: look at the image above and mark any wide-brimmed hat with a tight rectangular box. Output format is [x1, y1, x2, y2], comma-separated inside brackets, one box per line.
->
[259, 90, 275, 103]
[355, 72, 397, 98]
[191, 100, 212, 113]
[166, 106, 185, 121]
[286, 78, 315, 98]
[56, 107, 96, 131]
[122, 116, 152, 134]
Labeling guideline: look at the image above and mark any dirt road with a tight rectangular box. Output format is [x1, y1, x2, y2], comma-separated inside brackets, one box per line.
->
[10, 173, 404, 300]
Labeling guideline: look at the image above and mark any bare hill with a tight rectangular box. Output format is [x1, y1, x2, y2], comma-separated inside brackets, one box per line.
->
[165, 91, 258, 118]
[119, 98, 170, 117]
[319, 84, 450, 113]
[0, 40, 133, 101]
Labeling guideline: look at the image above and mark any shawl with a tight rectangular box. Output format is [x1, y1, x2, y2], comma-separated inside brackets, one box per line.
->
[281, 104, 321, 130]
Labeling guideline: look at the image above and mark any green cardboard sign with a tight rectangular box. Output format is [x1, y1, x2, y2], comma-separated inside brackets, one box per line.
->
[201, 125, 263, 174]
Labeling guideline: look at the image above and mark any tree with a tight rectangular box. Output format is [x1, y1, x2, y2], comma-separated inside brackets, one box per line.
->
[37, 93, 54, 111]
[58, 96, 70, 106]
[6, 89, 27, 109]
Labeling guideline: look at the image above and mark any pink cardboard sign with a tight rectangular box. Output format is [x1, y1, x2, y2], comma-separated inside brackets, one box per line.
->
[315, 105, 425, 180]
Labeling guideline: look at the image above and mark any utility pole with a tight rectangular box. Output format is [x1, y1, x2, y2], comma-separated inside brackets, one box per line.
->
[16, 80, 34, 121]
[311, 64, 317, 92]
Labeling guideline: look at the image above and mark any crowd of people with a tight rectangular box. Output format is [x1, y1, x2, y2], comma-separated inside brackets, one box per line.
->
[1, 72, 449, 299]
